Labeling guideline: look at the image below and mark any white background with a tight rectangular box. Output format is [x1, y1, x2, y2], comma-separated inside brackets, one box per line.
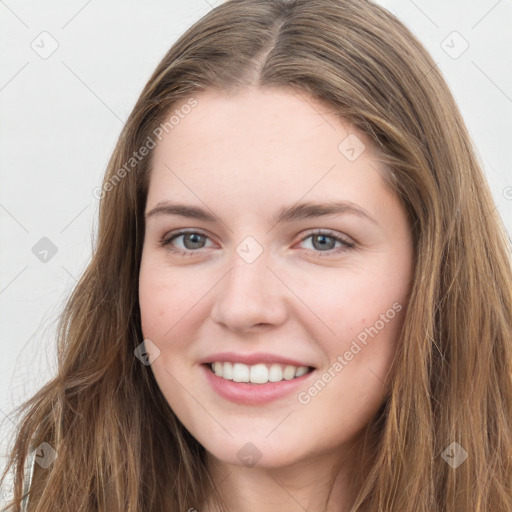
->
[1, 0, 511, 481]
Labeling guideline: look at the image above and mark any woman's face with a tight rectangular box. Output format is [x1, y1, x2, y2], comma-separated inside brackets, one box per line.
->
[139, 87, 413, 469]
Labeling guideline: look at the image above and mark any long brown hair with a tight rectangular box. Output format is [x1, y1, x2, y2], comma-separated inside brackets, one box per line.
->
[2, 0, 511, 510]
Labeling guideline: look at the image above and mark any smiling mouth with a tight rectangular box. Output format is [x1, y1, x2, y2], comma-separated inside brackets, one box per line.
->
[205, 361, 315, 384]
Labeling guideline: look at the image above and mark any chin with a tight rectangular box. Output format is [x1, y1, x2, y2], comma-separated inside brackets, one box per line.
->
[202, 436, 308, 470]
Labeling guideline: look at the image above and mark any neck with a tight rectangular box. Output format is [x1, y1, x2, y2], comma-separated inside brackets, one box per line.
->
[202, 442, 363, 512]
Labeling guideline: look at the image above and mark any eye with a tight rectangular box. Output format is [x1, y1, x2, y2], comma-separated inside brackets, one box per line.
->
[160, 230, 214, 256]
[297, 230, 355, 256]
[160, 229, 355, 258]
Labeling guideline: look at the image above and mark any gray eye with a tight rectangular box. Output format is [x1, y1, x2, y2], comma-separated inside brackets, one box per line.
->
[311, 234, 337, 251]
[182, 233, 207, 249]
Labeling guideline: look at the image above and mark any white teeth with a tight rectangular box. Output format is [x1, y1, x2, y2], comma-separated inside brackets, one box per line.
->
[209, 362, 311, 384]
[268, 364, 283, 382]
[223, 361, 234, 380]
[233, 363, 250, 382]
[250, 364, 268, 384]
[295, 366, 309, 377]
[283, 365, 296, 380]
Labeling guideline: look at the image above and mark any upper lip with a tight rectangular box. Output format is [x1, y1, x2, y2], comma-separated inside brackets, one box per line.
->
[200, 352, 315, 368]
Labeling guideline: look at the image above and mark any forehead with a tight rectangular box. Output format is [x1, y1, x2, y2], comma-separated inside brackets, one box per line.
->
[149, 87, 385, 200]
[156, 86, 372, 158]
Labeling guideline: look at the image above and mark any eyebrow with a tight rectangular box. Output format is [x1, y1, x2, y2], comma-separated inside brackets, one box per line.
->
[145, 200, 378, 226]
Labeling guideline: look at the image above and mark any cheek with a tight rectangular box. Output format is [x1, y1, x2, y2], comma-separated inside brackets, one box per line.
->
[138, 265, 202, 411]
[139, 270, 170, 338]
[294, 263, 408, 407]
[295, 306, 404, 447]
[139, 265, 184, 355]
[138, 262, 221, 378]
[138, 262, 204, 341]
[294, 263, 409, 340]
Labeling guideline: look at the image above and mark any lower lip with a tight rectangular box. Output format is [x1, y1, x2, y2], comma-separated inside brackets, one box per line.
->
[201, 364, 315, 405]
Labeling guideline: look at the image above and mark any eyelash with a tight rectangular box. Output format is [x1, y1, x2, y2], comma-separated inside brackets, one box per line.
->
[159, 229, 355, 258]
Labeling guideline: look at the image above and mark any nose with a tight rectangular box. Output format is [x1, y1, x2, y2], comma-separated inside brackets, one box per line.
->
[210, 252, 289, 332]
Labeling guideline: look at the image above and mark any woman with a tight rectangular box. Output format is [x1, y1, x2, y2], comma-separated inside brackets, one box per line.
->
[2, 0, 511, 510]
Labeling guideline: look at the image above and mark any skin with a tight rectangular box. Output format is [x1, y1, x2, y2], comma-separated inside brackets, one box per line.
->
[138, 87, 414, 512]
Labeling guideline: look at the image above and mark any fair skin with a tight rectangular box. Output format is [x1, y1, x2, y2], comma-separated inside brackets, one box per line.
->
[138, 87, 414, 512]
